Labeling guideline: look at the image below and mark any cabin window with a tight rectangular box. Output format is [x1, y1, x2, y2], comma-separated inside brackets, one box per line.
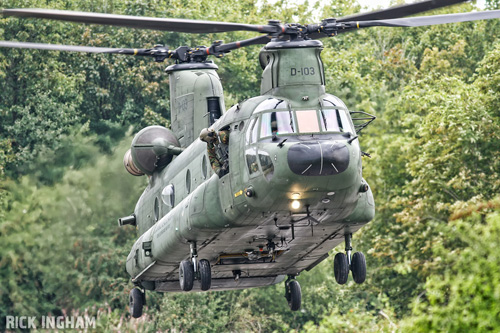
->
[154, 197, 160, 222]
[186, 169, 191, 194]
[202, 155, 208, 179]
[161, 184, 175, 207]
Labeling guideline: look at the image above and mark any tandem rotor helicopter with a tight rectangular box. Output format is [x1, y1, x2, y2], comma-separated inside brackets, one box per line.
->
[2, 0, 500, 317]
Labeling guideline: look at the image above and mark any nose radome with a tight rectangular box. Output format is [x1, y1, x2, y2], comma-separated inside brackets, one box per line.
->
[287, 141, 349, 176]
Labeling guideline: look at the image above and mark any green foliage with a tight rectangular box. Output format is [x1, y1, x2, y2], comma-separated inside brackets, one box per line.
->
[0, 135, 144, 322]
[1, 0, 500, 331]
[402, 198, 500, 332]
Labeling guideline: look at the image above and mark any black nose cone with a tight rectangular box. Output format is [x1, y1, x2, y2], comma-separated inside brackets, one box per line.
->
[287, 141, 349, 176]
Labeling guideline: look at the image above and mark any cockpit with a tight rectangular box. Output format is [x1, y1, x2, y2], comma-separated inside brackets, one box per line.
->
[243, 95, 358, 181]
[245, 96, 355, 144]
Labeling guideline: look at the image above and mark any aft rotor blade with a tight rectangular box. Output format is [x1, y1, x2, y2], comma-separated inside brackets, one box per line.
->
[1, 8, 278, 34]
[0, 41, 155, 56]
[337, 0, 468, 22]
[354, 10, 500, 28]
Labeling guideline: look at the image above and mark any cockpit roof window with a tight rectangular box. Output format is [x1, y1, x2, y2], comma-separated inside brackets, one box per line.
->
[322, 96, 347, 109]
[254, 98, 287, 113]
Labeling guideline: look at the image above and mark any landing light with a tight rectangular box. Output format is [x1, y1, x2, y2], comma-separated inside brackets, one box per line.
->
[291, 200, 301, 210]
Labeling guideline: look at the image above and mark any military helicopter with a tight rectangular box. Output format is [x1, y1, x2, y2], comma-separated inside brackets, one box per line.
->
[2, 0, 500, 317]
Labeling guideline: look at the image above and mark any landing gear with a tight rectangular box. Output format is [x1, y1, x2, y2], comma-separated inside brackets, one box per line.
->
[284, 275, 301, 311]
[232, 270, 242, 281]
[179, 242, 212, 291]
[129, 288, 145, 318]
[333, 233, 366, 284]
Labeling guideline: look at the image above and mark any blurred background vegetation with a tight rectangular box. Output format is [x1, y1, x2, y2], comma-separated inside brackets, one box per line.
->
[1, 0, 500, 331]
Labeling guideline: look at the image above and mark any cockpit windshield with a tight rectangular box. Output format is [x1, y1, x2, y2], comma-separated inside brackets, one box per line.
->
[255, 109, 353, 139]
[248, 95, 354, 140]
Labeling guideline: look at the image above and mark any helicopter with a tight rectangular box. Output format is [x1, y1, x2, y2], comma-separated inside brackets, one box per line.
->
[1, 0, 500, 318]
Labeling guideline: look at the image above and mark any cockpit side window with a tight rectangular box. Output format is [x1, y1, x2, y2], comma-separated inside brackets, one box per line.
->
[259, 111, 295, 138]
[321, 97, 354, 133]
[246, 118, 257, 144]
[320, 109, 342, 132]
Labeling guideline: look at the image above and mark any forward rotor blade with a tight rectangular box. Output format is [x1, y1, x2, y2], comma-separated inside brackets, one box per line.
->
[0, 41, 154, 56]
[216, 35, 272, 53]
[337, 0, 468, 22]
[1, 8, 278, 34]
[355, 9, 500, 28]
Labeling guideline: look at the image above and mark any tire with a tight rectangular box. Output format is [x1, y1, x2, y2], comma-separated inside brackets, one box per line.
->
[179, 260, 194, 291]
[351, 252, 366, 284]
[199, 259, 212, 291]
[287, 280, 301, 311]
[129, 288, 144, 318]
[334, 252, 349, 284]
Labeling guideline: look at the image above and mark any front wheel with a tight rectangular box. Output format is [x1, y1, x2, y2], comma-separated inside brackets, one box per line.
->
[351, 252, 366, 284]
[334, 252, 349, 284]
[199, 259, 212, 291]
[179, 260, 194, 291]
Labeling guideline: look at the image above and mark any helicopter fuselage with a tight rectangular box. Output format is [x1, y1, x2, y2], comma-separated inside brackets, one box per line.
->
[125, 57, 375, 290]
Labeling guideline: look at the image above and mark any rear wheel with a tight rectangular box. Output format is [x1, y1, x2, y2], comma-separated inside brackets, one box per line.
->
[334, 252, 349, 284]
[179, 260, 194, 291]
[129, 288, 144, 318]
[287, 280, 301, 311]
[351, 252, 366, 284]
[199, 259, 212, 291]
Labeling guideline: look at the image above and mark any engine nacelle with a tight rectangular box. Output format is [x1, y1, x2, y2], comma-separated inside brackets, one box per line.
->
[124, 126, 181, 176]
[124, 149, 144, 176]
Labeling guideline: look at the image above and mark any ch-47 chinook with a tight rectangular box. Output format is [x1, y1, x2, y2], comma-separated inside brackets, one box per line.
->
[2, 0, 500, 317]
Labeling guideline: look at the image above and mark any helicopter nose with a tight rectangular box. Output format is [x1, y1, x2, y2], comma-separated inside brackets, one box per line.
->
[287, 141, 349, 176]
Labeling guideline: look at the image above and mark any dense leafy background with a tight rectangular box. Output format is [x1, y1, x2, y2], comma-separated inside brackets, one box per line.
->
[1, 0, 499, 331]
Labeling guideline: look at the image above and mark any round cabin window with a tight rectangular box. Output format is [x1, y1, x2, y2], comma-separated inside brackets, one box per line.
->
[161, 184, 175, 207]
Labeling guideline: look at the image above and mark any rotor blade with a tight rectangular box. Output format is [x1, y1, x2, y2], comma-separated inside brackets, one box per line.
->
[354, 9, 500, 28]
[337, 0, 469, 22]
[1, 8, 278, 34]
[0, 41, 156, 56]
[215, 35, 272, 53]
